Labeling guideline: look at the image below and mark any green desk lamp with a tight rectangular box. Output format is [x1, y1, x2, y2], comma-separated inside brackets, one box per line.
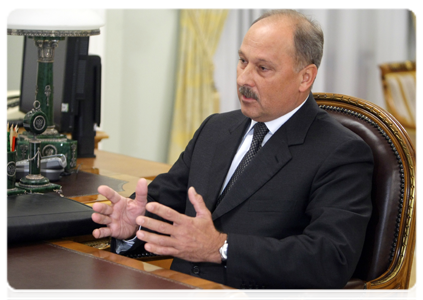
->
[8, 9, 103, 193]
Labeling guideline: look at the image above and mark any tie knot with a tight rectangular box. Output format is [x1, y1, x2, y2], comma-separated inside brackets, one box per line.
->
[253, 122, 268, 141]
[250, 122, 269, 151]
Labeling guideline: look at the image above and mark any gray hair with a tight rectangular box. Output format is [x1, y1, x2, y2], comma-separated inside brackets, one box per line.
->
[252, 9, 324, 72]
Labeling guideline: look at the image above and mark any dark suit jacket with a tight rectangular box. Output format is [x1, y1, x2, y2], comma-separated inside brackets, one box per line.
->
[117, 94, 374, 289]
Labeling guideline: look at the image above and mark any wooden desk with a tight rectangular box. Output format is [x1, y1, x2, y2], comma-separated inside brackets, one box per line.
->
[8, 150, 232, 290]
[77, 149, 171, 182]
[8, 240, 230, 289]
[72, 149, 172, 204]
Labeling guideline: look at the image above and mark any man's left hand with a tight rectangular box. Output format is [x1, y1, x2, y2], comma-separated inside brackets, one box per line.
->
[135, 187, 227, 264]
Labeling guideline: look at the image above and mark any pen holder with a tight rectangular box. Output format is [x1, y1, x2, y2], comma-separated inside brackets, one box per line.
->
[7, 151, 17, 190]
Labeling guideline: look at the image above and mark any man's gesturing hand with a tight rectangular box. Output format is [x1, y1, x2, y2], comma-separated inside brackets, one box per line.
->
[135, 187, 227, 264]
[91, 178, 148, 240]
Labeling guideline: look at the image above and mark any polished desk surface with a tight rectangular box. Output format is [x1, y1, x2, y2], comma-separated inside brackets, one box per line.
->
[77, 149, 172, 183]
[71, 149, 172, 204]
[8, 150, 231, 290]
[9, 240, 230, 289]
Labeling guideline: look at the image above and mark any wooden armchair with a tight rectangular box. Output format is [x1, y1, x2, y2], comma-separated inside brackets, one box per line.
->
[379, 61, 416, 146]
[314, 93, 416, 289]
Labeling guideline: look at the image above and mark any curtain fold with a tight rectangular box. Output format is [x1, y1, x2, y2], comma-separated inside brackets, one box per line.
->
[167, 9, 228, 164]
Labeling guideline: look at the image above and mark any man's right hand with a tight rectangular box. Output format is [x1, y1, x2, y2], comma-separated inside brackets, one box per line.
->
[91, 178, 148, 240]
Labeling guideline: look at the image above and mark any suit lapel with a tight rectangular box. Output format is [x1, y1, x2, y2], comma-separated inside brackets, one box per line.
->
[212, 126, 292, 220]
[205, 117, 251, 212]
[211, 93, 320, 220]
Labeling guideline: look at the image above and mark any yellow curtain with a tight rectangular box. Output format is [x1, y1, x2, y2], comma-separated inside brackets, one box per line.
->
[411, 8, 420, 61]
[167, 9, 229, 164]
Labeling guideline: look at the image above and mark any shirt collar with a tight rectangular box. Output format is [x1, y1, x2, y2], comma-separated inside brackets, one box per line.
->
[247, 96, 309, 135]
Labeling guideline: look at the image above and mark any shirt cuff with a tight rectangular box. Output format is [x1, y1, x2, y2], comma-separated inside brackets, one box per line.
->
[115, 226, 140, 254]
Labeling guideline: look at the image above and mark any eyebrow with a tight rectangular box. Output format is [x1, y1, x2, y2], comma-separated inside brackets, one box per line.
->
[238, 50, 275, 66]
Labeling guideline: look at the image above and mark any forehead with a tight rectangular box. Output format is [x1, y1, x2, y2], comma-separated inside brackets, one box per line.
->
[240, 17, 296, 60]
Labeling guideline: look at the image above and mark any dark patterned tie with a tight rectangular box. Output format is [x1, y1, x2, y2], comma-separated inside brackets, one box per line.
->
[216, 122, 269, 205]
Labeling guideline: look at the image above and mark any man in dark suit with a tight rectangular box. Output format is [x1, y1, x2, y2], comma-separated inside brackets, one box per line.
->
[92, 9, 373, 289]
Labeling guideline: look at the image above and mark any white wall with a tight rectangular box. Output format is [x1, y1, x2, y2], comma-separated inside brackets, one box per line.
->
[7, 36, 24, 92]
[99, 10, 179, 163]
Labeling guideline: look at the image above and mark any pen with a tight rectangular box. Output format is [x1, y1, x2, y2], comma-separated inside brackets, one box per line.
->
[12, 125, 18, 152]
[12, 135, 16, 152]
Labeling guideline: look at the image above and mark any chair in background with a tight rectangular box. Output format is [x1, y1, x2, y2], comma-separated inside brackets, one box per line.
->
[314, 93, 416, 289]
[379, 61, 416, 146]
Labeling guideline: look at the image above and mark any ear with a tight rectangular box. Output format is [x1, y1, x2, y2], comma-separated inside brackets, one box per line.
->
[299, 64, 318, 92]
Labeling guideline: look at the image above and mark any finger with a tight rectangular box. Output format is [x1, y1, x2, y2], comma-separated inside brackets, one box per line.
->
[136, 215, 174, 235]
[134, 178, 148, 206]
[92, 227, 112, 239]
[92, 202, 113, 215]
[136, 230, 177, 250]
[91, 212, 112, 225]
[98, 185, 123, 204]
[144, 243, 179, 257]
[145, 202, 184, 224]
[188, 187, 210, 218]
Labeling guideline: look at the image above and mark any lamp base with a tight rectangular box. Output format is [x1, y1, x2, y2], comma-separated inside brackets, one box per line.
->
[7, 187, 27, 196]
[16, 174, 62, 193]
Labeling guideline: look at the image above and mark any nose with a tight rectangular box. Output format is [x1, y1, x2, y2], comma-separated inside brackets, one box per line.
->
[237, 63, 254, 88]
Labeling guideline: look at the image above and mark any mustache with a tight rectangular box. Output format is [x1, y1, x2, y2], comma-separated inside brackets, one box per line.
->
[239, 86, 259, 101]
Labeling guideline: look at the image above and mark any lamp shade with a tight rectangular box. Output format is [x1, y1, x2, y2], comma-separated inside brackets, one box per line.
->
[8, 9, 104, 36]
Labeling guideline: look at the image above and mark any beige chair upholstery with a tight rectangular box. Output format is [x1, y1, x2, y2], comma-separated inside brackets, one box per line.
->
[314, 93, 416, 289]
[379, 61, 416, 146]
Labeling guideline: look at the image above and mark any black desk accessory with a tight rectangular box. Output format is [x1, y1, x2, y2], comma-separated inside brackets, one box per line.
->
[7, 193, 103, 245]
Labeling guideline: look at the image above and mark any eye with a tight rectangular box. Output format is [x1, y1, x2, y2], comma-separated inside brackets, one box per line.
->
[239, 58, 246, 64]
[259, 65, 268, 71]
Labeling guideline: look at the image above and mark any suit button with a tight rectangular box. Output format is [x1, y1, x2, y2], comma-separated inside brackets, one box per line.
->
[192, 265, 200, 275]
